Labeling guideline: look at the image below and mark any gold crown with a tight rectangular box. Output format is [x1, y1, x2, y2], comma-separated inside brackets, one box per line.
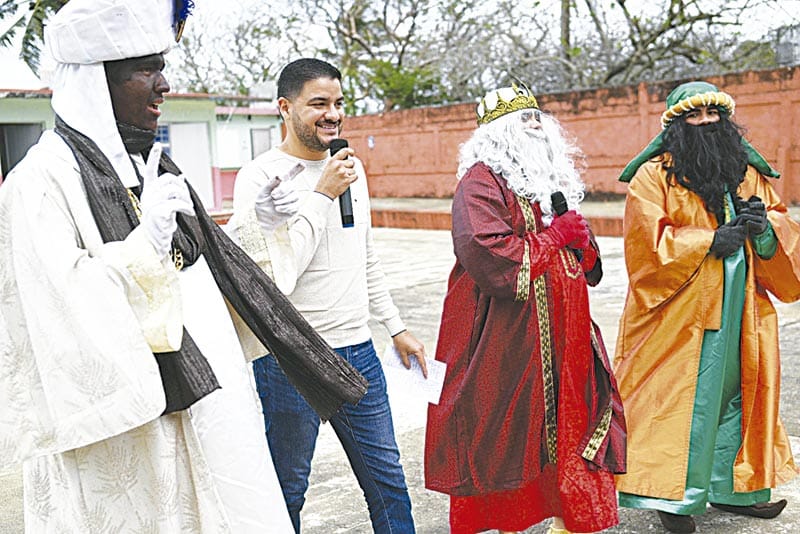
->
[476, 83, 539, 125]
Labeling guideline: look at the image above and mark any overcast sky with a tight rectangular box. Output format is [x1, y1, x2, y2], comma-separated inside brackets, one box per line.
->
[0, 0, 270, 90]
[1, 0, 798, 90]
[0, 39, 43, 89]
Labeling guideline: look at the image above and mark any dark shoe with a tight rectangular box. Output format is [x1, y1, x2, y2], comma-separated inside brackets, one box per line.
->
[657, 510, 696, 533]
[710, 499, 787, 519]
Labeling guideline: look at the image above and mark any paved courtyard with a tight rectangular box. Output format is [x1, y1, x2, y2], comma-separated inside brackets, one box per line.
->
[302, 230, 800, 534]
[2, 229, 799, 533]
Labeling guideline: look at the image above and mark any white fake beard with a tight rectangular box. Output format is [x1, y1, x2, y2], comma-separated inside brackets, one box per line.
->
[457, 112, 585, 226]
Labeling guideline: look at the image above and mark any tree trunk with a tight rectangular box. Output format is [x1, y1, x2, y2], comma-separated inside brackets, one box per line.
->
[561, 0, 571, 63]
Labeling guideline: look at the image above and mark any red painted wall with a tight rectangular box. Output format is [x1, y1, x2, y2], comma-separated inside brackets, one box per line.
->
[343, 67, 800, 203]
[218, 168, 237, 206]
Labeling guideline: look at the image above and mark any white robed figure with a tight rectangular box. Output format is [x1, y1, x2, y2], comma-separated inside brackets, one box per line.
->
[0, 1, 368, 532]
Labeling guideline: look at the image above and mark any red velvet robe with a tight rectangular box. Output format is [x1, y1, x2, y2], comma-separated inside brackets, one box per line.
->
[424, 163, 625, 533]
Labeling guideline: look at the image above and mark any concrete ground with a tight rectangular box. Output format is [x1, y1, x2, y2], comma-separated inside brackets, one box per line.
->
[3, 224, 800, 533]
[299, 229, 800, 534]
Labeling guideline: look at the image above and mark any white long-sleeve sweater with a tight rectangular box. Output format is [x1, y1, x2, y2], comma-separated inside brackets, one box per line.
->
[229, 147, 405, 349]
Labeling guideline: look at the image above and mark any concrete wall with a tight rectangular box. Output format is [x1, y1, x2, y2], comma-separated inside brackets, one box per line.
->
[215, 111, 282, 169]
[0, 94, 53, 127]
[344, 66, 800, 203]
[214, 109, 282, 207]
[0, 94, 52, 184]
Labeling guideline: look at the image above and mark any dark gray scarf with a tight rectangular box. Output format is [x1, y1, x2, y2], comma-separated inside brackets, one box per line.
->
[54, 116, 367, 420]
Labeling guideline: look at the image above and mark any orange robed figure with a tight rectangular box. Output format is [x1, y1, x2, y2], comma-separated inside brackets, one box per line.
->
[615, 81, 799, 533]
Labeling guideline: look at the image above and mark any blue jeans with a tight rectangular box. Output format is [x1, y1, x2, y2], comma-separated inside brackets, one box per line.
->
[253, 339, 415, 533]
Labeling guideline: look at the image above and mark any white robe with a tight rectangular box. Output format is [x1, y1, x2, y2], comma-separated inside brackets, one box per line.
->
[0, 131, 292, 533]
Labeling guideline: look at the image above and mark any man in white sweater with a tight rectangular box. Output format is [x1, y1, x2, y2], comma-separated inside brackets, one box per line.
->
[228, 58, 426, 533]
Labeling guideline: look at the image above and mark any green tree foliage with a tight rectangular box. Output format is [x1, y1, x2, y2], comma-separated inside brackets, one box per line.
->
[2, 0, 798, 113]
[289, 0, 440, 113]
[367, 59, 441, 110]
[271, 0, 799, 112]
[169, 5, 295, 97]
[0, 0, 69, 75]
[570, 0, 787, 86]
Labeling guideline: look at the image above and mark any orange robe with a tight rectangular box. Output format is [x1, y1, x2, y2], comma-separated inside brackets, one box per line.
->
[615, 157, 800, 499]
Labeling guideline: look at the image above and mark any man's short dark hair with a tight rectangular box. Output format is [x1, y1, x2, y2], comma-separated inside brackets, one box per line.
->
[277, 58, 342, 100]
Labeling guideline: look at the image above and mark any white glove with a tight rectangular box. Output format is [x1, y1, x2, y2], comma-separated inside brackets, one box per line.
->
[139, 143, 195, 258]
[254, 163, 304, 234]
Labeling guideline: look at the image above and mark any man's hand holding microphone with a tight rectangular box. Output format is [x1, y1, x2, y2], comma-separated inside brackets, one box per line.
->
[546, 191, 590, 254]
[315, 139, 358, 227]
[547, 211, 591, 251]
[250, 137, 357, 239]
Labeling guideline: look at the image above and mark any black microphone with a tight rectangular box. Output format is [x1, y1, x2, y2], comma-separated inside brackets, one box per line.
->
[550, 191, 582, 261]
[551, 191, 568, 217]
[329, 138, 354, 228]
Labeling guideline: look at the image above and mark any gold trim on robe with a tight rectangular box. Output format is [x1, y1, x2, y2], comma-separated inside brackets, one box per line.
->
[517, 194, 559, 463]
[514, 194, 536, 301]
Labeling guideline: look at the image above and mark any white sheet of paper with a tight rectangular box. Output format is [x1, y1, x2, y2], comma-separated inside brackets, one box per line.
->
[381, 343, 446, 405]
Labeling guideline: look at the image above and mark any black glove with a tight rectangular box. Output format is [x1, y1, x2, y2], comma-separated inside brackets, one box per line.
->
[710, 220, 748, 258]
[736, 195, 769, 236]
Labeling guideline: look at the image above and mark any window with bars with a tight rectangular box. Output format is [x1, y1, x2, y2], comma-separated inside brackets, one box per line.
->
[155, 124, 171, 156]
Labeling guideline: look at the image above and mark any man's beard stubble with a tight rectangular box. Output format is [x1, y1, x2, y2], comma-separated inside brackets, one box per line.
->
[662, 116, 749, 223]
[291, 112, 338, 153]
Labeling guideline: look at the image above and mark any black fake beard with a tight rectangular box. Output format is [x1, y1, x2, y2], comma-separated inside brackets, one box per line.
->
[663, 116, 748, 223]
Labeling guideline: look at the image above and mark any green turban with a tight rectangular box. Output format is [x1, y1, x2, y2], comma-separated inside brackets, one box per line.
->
[618, 81, 779, 182]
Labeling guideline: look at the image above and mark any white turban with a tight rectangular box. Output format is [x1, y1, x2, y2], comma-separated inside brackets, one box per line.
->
[45, 0, 174, 64]
[44, 0, 177, 186]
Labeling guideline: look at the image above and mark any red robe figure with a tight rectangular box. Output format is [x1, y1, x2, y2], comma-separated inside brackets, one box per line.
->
[424, 84, 626, 534]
